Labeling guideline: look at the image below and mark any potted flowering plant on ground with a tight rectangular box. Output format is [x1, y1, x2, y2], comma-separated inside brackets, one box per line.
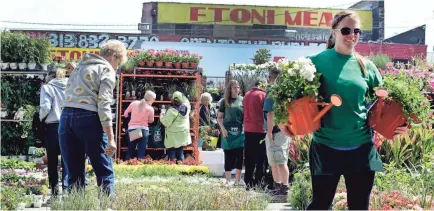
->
[268, 57, 342, 136]
[369, 71, 433, 139]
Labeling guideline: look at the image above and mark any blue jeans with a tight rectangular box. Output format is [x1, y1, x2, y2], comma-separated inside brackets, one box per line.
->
[58, 108, 115, 196]
[45, 123, 68, 195]
[126, 129, 149, 160]
[167, 147, 184, 161]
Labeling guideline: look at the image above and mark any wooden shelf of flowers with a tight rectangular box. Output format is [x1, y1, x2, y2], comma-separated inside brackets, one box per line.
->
[117, 49, 202, 161]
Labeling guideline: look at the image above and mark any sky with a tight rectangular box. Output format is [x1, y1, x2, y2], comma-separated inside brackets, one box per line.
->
[0, 0, 433, 52]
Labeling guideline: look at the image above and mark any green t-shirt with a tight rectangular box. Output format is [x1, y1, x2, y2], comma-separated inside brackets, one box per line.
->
[310, 48, 383, 148]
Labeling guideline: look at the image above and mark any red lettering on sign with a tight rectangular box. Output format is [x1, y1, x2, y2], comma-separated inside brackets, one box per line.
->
[70, 51, 82, 60]
[267, 10, 275, 24]
[251, 9, 265, 24]
[190, 7, 206, 21]
[285, 11, 302, 26]
[318, 12, 333, 27]
[230, 8, 250, 23]
[57, 50, 68, 57]
[303, 11, 318, 26]
[209, 8, 230, 22]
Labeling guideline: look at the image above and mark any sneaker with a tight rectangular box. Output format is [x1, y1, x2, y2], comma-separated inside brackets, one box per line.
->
[234, 180, 246, 187]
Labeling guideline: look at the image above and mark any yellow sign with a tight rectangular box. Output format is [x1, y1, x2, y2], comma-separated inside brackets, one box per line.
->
[157, 3, 373, 31]
[50, 48, 134, 60]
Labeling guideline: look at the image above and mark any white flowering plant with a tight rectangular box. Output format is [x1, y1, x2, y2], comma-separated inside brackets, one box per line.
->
[268, 57, 322, 124]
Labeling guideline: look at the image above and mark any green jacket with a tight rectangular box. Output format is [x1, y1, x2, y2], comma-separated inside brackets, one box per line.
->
[161, 97, 191, 148]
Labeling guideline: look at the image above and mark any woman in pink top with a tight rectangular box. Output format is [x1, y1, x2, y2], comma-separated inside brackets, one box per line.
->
[124, 90, 156, 159]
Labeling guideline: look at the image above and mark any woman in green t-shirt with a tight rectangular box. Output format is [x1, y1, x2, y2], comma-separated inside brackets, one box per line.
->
[217, 80, 245, 187]
[278, 10, 409, 210]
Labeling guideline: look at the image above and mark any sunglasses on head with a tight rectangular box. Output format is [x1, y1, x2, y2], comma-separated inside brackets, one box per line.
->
[336, 27, 362, 36]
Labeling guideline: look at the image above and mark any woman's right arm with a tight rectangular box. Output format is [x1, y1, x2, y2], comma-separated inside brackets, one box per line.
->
[217, 112, 227, 137]
[123, 103, 132, 118]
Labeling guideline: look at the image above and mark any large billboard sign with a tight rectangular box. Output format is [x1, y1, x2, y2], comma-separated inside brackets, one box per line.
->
[157, 3, 373, 31]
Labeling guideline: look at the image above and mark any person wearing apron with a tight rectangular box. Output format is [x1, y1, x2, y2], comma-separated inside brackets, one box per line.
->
[217, 80, 245, 187]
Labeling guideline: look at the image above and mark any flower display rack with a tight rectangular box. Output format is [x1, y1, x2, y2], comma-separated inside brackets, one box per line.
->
[117, 67, 201, 161]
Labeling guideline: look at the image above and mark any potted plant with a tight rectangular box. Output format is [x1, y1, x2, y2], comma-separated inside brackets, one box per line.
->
[163, 49, 174, 68]
[188, 83, 198, 101]
[154, 52, 164, 67]
[1, 31, 12, 70]
[134, 51, 147, 67]
[34, 37, 52, 71]
[27, 39, 38, 70]
[189, 53, 202, 69]
[369, 72, 433, 139]
[180, 52, 190, 69]
[17, 34, 31, 70]
[8, 33, 20, 70]
[145, 50, 155, 67]
[268, 57, 342, 136]
[172, 51, 181, 69]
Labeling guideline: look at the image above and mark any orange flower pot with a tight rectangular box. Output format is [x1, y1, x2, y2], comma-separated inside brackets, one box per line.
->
[368, 89, 411, 140]
[155, 61, 163, 67]
[181, 62, 189, 69]
[190, 62, 198, 69]
[165, 62, 173, 68]
[173, 63, 181, 69]
[285, 95, 342, 136]
[146, 61, 154, 67]
[138, 60, 145, 67]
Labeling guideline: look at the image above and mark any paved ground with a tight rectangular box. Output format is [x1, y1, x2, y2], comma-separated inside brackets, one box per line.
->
[266, 203, 292, 210]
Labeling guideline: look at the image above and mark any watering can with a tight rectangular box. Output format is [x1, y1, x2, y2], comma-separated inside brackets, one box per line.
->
[368, 89, 410, 140]
[285, 94, 342, 136]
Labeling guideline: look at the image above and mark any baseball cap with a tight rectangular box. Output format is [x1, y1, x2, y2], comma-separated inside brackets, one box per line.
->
[172, 91, 183, 101]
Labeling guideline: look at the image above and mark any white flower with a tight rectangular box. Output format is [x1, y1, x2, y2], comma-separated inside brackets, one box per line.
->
[287, 68, 296, 76]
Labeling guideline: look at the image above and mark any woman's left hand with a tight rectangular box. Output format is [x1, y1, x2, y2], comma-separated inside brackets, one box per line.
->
[393, 124, 409, 138]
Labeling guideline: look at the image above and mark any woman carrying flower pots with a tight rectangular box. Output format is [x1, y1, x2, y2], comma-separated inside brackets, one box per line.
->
[160, 91, 191, 162]
[123, 91, 156, 160]
[217, 80, 245, 187]
[278, 10, 409, 210]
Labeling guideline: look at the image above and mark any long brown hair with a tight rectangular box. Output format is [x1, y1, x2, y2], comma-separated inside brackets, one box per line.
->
[224, 80, 240, 108]
[327, 10, 367, 77]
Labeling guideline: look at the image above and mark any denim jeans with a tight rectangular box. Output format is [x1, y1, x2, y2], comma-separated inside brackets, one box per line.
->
[59, 108, 115, 196]
[167, 147, 184, 161]
[45, 123, 68, 195]
[126, 129, 149, 160]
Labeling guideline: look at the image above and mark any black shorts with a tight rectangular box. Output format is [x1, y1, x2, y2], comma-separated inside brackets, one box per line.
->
[224, 147, 244, 171]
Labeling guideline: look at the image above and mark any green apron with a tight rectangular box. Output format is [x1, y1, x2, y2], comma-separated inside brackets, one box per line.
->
[221, 97, 245, 150]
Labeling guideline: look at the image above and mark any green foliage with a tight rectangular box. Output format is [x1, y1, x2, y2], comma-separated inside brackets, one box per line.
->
[369, 53, 391, 70]
[378, 72, 433, 124]
[253, 49, 271, 65]
[0, 186, 28, 210]
[289, 168, 312, 210]
[0, 158, 35, 170]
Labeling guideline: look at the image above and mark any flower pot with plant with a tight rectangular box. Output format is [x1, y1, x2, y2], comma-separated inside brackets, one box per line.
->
[134, 51, 147, 67]
[35, 37, 52, 71]
[154, 52, 164, 68]
[0, 31, 12, 69]
[188, 83, 198, 102]
[268, 57, 343, 136]
[163, 49, 174, 68]
[181, 53, 190, 69]
[172, 51, 181, 69]
[189, 54, 202, 69]
[368, 72, 433, 139]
